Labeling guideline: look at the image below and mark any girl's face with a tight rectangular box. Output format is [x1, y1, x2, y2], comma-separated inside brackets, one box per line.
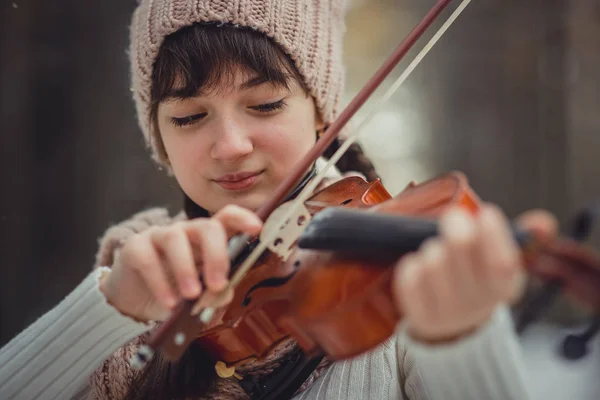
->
[157, 69, 323, 214]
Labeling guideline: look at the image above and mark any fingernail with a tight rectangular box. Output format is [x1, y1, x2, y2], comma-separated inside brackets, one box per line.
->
[400, 256, 417, 284]
[190, 299, 203, 316]
[164, 296, 177, 309]
[251, 220, 263, 231]
[441, 208, 475, 240]
[182, 278, 200, 297]
[480, 206, 506, 233]
[480, 206, 496, 222]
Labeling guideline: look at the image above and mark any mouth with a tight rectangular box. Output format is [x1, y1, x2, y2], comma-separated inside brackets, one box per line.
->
[213, 170, 264, 191]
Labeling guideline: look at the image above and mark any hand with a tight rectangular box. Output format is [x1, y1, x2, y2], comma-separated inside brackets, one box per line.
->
[392, 204, 557, 343]
[99, 205, 263, 322]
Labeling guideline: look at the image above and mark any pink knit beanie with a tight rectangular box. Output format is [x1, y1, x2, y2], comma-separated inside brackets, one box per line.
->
[129, 0, 348, 165]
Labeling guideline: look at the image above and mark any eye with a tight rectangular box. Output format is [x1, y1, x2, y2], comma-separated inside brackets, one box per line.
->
[170, 113, 207, 127]
[249, 99, 287, 114]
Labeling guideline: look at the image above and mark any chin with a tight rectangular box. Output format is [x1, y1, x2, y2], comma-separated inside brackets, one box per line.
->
[227, 191, 269, 212]
[198, 189, 267, 214]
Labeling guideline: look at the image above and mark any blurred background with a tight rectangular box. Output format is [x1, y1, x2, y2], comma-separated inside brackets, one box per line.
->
[1, 0, 599, 346]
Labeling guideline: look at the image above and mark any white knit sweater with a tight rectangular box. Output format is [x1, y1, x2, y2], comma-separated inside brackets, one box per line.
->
[2, 163, 599, 399]
[3, 264, 600, 400]
[0, 266, 536, 400]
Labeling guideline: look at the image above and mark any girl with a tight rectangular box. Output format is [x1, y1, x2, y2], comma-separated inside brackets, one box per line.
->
[0, 0, 558, 399]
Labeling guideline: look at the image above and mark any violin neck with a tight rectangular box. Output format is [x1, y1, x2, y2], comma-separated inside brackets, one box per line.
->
[298, 207, 533, 260]
[298, 208, 439, 258]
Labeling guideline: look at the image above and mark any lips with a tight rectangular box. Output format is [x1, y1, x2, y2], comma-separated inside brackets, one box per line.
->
[214, 170, 263, 191]
[216, 171, 262, 182]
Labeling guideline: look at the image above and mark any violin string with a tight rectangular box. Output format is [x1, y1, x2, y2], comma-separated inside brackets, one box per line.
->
[198, 0, 473, 322]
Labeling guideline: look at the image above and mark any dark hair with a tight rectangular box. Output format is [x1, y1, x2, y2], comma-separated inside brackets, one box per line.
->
[148, 21, 379, 184]
[127, 22, 380, 399]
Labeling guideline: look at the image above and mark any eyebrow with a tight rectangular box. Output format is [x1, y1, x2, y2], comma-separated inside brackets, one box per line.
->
[239, 75, 270, 91]
[165, 75, 277, 101]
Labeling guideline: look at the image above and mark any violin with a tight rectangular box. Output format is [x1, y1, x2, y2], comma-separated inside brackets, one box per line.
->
[130, 0, 600, 374]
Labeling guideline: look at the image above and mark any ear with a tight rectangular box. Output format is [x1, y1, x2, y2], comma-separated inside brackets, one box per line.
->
[158, 145, 171, 166]
[315, 114, 326, 135]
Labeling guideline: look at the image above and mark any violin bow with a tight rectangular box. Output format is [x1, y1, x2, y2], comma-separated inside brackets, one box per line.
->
[132, 0, 473, 367]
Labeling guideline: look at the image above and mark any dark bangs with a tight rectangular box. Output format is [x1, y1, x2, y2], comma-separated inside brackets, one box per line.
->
[150, 22, 308, 121]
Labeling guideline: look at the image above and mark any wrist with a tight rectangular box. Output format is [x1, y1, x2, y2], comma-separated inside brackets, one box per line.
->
[408, 308, 496, 345]
[408, 325, 478, 345]
[98, 270, 150, 324]
[98, 269, 115, 306]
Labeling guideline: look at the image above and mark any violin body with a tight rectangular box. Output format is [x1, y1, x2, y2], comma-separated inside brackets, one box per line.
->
[193, 172, 481, 366]
[279, 172, 480, 360]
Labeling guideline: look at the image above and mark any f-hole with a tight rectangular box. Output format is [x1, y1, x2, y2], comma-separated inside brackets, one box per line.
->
[340, 199, 352, 206]
[242, 260, 301, 306]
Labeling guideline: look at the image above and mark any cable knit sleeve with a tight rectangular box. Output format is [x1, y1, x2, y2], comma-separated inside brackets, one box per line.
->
[397, 305, 532, 400]
[0, 268, 152, 400]
[94, 208, 182, 269]
[0, 209, 185, 400]
[86, 208, 185, 399]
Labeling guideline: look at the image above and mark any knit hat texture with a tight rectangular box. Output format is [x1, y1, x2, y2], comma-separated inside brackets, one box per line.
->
[129, 0, 348, 165]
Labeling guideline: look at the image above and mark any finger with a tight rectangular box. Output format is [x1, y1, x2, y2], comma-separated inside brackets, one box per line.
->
[529, 253, 600, 307]
[563, 271, 600, 310]
[191, 287, 235, 315]
[212, 205, 263, 237]
[394, 253, 421, 316]
[125, 234, 177, 309]
[477, 205, 523, 299]
[151, 227, 201, 299]
[418, 238, 453, 316]
[439, 207, 479, 297]
[397, 253, 437, 321]
[186, 219, 229, 292]
[514, 209, 559, 238]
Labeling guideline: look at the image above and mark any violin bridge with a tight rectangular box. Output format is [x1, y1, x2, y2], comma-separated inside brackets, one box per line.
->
[261, 202, 312, 261]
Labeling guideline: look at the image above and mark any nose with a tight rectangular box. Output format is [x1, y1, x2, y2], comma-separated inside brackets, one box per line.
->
[210, 117, 254, 162]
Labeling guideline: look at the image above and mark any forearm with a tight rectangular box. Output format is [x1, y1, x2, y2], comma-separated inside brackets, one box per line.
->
[0, 267, 151, 400]
[399, 305, 532, 400]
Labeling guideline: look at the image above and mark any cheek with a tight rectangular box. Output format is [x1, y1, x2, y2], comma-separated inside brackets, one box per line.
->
[160, 128, 211, 183]
[258, 116, 316, 170]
